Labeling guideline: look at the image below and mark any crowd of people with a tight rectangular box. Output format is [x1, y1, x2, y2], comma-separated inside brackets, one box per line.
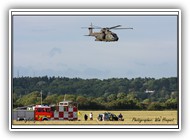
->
[82, 112, 123, 121]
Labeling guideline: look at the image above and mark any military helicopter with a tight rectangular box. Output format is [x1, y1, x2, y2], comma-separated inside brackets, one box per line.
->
[82, 23, 133, 42]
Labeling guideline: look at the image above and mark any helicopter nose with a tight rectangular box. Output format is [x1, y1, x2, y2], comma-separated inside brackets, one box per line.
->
[112, 34, 118, 41]
[114, 36, 118, 41]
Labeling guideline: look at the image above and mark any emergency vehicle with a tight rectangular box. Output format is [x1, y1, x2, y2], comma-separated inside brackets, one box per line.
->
[13, 101, 78, 121]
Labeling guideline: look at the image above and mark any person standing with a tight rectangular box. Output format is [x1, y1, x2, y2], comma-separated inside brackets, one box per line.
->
[89, 112, 93, 120]
[102, 113, 105, 121]
[118, 113, 123, 121]
[84, 114, 88, 121]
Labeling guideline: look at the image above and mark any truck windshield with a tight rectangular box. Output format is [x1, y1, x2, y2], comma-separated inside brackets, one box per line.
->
[36, 108, 50, 112]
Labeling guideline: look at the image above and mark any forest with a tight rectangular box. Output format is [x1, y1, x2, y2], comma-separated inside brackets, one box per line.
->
[12, 76, 178, 110]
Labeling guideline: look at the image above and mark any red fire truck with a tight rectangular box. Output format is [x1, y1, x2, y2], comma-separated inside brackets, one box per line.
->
[13, 101, 78, 121]
[34, 105, 52, 121]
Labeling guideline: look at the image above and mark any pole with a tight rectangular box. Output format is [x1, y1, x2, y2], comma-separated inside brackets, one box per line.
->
[41, 90, 42, 105]
[64, 94, 66, 101]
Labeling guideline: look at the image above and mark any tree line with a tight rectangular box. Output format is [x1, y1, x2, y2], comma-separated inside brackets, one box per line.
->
[13, 76, 178, 110]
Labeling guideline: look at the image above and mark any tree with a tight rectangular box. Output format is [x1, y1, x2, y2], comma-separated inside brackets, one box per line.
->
[147, 102, 164, 110]
[165, 98, 177, 109]
[76, 96, 90, 109]
[117, 92, 126, 100]
[15, 91, 41, 106]
[107, 94, 117, 102]
[43, 94, 58, 105]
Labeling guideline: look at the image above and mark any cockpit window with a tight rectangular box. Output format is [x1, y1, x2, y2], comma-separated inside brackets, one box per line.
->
[112, 33, 118, 38]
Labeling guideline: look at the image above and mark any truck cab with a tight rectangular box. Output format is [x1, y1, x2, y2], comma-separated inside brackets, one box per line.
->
[34, 105, 52, 121]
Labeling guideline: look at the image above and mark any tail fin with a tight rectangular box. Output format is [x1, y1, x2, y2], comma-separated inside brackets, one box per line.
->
[88, 22, 93, 35]
[82, 23, 93, 36]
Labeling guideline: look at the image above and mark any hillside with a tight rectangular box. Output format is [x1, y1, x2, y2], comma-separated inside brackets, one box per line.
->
[12, 76, 178, 110]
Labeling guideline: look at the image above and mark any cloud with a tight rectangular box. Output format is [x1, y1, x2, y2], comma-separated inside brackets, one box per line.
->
[49, 47, 62, 57]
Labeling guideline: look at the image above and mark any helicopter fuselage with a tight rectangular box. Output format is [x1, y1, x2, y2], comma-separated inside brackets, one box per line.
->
[89, 30, 119, 42]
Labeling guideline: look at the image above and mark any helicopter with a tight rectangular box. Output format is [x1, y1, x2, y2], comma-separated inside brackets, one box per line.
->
[82, 23, 133, 42]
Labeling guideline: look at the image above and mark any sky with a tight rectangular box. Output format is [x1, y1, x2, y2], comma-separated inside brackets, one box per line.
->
[13, 14, 178, 79]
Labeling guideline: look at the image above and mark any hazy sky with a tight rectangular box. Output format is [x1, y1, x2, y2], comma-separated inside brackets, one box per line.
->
[13, 15, 178, 79]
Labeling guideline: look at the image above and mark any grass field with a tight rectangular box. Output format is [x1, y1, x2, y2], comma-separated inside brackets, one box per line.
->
[13, 110, 178, 125]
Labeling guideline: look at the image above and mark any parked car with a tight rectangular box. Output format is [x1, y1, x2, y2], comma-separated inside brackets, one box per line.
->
[97, 112, 119, 121]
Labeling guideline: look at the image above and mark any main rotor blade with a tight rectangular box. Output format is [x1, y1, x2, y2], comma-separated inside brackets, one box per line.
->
[108, 25, 122, 29]
[112, 27, 133, 30]
[92, 25, 102, 29]
[81, 26, 101, 29]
